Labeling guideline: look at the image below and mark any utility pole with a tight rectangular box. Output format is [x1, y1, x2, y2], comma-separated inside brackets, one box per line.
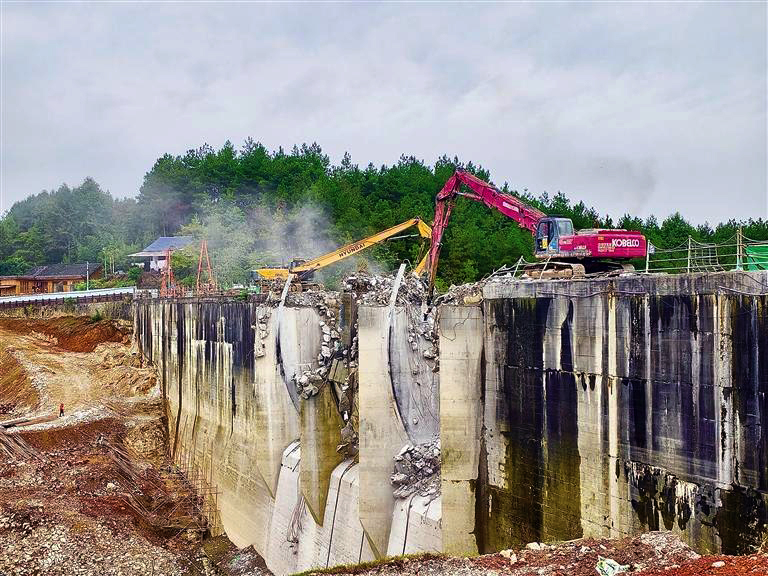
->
[86, 261, 90, 290]
[686, 237, 692, 274]
[736, 227, 743, 271]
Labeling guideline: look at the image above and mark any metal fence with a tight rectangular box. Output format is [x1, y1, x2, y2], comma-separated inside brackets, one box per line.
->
[0, 286, 136, 309]
[645, 231, 768, 274]
[475, 229, 768, 283]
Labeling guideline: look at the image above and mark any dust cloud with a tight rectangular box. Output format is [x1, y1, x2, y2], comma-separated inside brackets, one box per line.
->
[180, 200, 381, 287]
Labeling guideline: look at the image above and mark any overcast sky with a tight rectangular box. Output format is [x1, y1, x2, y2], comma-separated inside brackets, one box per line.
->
[1, 2, 766, 224]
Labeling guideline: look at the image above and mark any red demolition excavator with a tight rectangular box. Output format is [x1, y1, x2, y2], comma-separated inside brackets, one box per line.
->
[427, 170, 647, 289]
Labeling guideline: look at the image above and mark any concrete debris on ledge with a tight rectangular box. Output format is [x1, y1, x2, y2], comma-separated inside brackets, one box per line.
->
[391, 437, 441, 499]
[253, 308, 271, 358]
[436, 270, 524, 305]
[344, 272, 429, 306]
[291, 295, 352, 402]
[285, 290, 341, 309]
[437, 280, 486, 305]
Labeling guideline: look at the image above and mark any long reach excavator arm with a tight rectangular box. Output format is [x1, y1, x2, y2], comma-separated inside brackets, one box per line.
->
[256, 217, 433, 281]
[427, 170, 545, 289]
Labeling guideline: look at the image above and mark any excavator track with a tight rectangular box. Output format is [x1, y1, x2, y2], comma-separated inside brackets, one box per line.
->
[524, 262, 586, 279]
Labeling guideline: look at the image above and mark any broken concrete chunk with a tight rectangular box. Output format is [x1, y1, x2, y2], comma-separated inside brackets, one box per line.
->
[500, 550, 518, 564]
[390, 473, 408, 485]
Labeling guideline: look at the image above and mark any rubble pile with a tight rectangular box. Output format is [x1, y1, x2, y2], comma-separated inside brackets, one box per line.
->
[285, 289, 340, 309]
[337, 419, 358, 458]
[436, 280, 486, 305]
[0, 412, 205, 576]
[301, 531, 764, 576]
[390, 438, 440, 499]
[344, 272, 428, 306]
[0, 503, 182, 576]
[288, 294, 354, 401]
[437, 266, 529, 305]
[406, 307, 438, 364]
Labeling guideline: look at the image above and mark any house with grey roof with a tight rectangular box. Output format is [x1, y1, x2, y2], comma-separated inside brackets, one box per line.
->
[129, 236, 195, 271]
[0, 263, 103, 296]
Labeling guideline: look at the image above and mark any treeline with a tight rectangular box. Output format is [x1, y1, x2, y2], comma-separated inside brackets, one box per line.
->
[1, 140, 766, 287]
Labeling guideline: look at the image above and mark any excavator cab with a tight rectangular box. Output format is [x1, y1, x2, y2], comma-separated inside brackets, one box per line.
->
[535, 217, 574, 255]
[289, 259, 316, 281]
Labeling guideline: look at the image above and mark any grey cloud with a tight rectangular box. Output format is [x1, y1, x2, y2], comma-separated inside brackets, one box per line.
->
[1, 2, 765, 224]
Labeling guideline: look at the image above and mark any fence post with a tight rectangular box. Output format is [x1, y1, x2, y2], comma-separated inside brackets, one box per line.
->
[687, 236, 692, 274]
[736, 227, 743, 271]
[645, 245, 650, 273]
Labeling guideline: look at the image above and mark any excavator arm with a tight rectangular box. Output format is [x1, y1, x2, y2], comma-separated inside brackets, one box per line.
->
[255, 218, 432, 281]
[427, 170, 545, 290]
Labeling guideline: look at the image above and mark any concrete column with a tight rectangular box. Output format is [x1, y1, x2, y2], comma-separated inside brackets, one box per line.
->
[301, 384, 345, 524]
[439, 305, 484, 555]
[715, 292, 734, 487]
[358, 305, 409, 558]
[253, 307, 305, 496]
[607, 294, 621, 539]
[265, 442, 301, 575]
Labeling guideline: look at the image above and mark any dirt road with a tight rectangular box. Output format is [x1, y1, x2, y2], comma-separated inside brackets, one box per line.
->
[0, 318, 155, 424]
[2, 327, 105, 416]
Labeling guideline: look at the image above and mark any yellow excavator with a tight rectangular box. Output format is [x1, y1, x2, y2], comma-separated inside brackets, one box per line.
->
[254, 217, 432, 282]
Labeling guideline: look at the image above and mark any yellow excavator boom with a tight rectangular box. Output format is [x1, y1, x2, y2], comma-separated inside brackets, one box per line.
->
[254, 218, 432, 280]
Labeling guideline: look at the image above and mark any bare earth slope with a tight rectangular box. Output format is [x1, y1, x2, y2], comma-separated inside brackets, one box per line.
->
[0, 318, 203, 575]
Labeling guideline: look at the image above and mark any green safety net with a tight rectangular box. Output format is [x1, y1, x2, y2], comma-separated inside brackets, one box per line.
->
[745, 245, 768, 270]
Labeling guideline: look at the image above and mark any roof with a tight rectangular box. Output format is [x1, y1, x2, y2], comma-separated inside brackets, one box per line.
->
[22, 263, 102, 279]
[0, 263, 103, 281]
[129, 236, 195, 257]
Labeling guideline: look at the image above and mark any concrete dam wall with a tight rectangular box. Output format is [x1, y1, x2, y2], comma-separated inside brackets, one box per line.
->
[133, 270, 768, 572]
[441, 271, 768, 556]
[133, 296, 440, 575]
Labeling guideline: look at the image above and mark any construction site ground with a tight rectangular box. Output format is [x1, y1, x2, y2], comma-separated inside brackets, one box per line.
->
[0, 316, 269, 576]
[300, 532, 768, 576]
